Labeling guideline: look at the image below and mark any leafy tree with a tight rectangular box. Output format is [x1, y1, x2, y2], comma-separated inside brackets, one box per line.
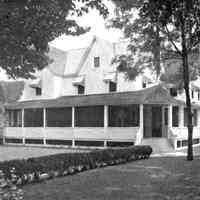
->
[110, 0, 200, 160]
[0, 0, 108, 79]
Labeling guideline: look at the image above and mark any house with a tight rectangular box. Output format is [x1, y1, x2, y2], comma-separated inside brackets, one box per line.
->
[3, 36, 200, 150]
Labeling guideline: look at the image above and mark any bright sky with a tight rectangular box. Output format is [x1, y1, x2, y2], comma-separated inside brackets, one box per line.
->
[50, 1, 123, 50]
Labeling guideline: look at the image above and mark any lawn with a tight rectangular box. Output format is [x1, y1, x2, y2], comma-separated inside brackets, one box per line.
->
[23, 156, 200, 200]
[0, 145, 88, 161]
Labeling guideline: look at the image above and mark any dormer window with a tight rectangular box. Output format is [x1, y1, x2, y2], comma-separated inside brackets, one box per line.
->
[109, 81, 117, 92]
[72, 76, 85, 95]
[170, 88, 177, 97]
[94, 57, 100, 67]
[142, 82, 147, 88]
[191, 90, 194, 99]
[198, 90, 200, 100]
[78, 85, 85, 95]
[35, 87, 42, 96]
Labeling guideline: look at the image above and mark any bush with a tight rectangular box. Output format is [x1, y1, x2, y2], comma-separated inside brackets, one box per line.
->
[0, 169, 23, 200]
[0, 145, 152, 186]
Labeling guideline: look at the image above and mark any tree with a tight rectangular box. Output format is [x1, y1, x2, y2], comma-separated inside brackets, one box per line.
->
[0, 0, 108, 79]
[110, 0, 200, 160]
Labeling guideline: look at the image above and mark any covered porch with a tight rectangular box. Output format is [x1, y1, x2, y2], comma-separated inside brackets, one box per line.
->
[4, 85, 200, 149]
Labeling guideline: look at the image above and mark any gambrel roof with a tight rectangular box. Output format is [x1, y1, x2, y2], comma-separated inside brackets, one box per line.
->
[47, 36, 129, 77]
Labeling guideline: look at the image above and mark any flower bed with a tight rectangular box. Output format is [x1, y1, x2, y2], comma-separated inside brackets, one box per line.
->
[0, 146, 152, 186]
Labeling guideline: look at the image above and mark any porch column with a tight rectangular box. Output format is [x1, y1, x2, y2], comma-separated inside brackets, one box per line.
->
[22, 109, 24, 128]
[139, 104, 144, 141]
[104, 105, 108, 147]
[179, 106, 184, 128]
[168, 105, 172, 128]
[43, 108, 46, 145]
[197, 109, 200, 127]
[72, 107, 75, 147]
[22, 109, 25, 145]
[43, 108, 46, 128]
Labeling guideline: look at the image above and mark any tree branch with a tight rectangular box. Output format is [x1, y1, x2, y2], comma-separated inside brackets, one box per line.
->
[164, 25, 182, 56]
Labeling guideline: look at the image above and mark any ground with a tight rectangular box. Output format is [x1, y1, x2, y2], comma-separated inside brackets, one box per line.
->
[23, 156, 200, 200]
[0, 145, 88, 161]
[0, 145, 200, 199]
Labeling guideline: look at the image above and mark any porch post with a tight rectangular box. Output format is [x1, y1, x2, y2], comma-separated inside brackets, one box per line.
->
[72, 107, 75, 147]
[197, 109, 200, 127]
[104, 105, 108, 147]
[179, 106, 184, 128]
[168, 105, 172, 128]
[139, 104, 144, 142]
[43, 108, 46, 128]
[43, 108, 46, 145]
[22, 109, 25, 145]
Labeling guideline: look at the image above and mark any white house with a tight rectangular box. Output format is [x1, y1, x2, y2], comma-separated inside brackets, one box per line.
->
[3, 36, 200, 150]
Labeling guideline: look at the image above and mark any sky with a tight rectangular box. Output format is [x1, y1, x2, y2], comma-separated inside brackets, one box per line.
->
[50, 1, 123, 50]
[0, 1, 123, 80]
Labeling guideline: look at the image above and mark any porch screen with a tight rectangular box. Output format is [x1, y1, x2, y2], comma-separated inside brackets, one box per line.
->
[172, 106, 179, 127]
[184, 108, 197, 127]
[46, 107, 72, 127]
[108, 104, 139, 127]
[7, 109, 22, 127]
[24, 108, 43, 127]
[75, 106, 104, 127]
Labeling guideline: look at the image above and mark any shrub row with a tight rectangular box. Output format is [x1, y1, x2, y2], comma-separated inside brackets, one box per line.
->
[0, 145, 152, 186]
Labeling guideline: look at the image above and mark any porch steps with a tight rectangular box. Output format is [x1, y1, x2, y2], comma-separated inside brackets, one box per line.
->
[140, 138, 175, 154]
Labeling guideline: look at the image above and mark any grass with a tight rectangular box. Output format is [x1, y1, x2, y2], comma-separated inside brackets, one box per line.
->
[23, 156, 200, 200]
[0, 145, 89, 161]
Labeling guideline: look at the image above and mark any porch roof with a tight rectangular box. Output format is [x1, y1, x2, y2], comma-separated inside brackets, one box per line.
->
[5, 84, 185, 109]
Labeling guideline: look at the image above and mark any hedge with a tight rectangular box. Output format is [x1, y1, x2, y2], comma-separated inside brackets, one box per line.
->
[0, 145, 152, 186]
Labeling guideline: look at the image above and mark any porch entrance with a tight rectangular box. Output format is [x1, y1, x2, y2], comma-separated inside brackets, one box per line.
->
[143, 105, 167, 138]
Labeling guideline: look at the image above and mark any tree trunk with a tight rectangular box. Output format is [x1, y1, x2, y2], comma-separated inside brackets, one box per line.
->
[181, 18, 193, 161]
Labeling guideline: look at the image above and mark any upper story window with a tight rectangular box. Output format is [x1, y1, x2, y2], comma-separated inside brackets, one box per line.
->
[198, 90, 200, 100]
[191, 90, 194, 99]
[170, 88, 177, 97]
[78, 85, 85, 95]
[35, 87, 42, 96]
[109, 81, 117, 92]
[94, 57, 100, 67]
[142, 82, 147, 88]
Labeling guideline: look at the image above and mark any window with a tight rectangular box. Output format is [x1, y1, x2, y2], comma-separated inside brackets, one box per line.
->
[108, 104, 139, 127]
[46, 107, 72, 127]
[35, 87, 42, 96]
[94, 57, 100, 67]
[142, 82, 147, 88]
[191, 90, 194, 99]
[109, 81, 117, 92]
[77, 85, 85, 95]
[184, 108, 188, 127]
[172, 106, 179, 127]
[164, 108, 168, 125]
[75, 106, 104, 127]
[184, 108, 198, 126]
[170, 88, 177, 97]
[7, 109, 22, 127]
[193, 109, 197, 127]
[24, 108, 43, 127]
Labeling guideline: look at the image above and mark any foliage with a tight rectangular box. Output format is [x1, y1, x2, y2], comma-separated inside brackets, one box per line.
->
[0, 146, 152, 186]
[110, 0, 200, 160]
[0, 0, 108, 79]
[109, 0, 200, 83]
[0, 169, 23, 200]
